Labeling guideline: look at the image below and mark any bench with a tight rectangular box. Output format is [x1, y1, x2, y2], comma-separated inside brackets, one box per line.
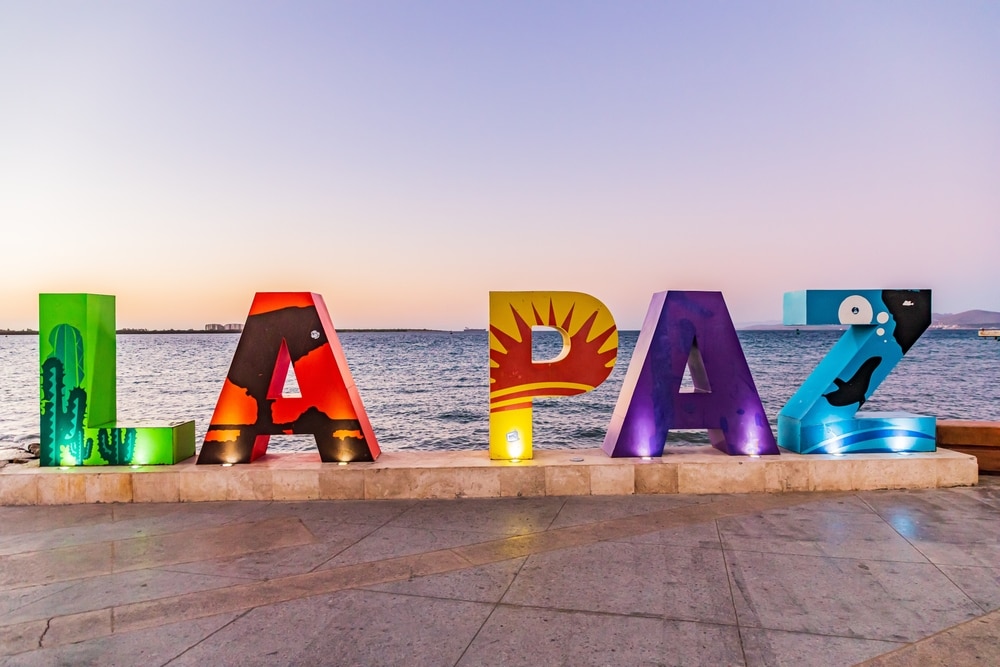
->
[937, 420, 1000, 473]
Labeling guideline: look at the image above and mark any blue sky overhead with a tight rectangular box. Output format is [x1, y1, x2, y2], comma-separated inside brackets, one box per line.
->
[2, 1, 998, 329]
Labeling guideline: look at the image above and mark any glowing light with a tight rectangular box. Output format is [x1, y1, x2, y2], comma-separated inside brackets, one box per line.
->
[641, 456, 652, 461]
[130, 465, 140, 469]
[338, 461, 348, 466]
[494, 427, 527, 460]
[221, 463, 234, 467]
[510, 459, 521, 463]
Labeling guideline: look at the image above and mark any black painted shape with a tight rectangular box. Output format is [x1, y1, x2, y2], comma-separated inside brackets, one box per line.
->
[824, 356, 882, 407]
[226, 305, 329, 428]
[882, 289, 931, 354]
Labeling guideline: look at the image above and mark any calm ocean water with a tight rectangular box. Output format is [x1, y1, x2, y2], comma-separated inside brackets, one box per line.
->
[1, 330, 998, 453]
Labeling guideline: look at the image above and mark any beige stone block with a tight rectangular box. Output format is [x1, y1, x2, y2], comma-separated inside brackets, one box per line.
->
[133, 471, 180, 503]
[764, 460, 811, 493]
[85, 473, 133, 503]
[545, 466, 590, 496]
[935, 454, 978, 487]
[179, 468, 230, 502]
[226, 468, 273, 500]
[883, 458, 937, 490]
[455, 468, 501, 498]
[850, 458, 908, 490]
[499, 466, 546, 497]
[37, 471, 87, 505]
[809, 458, 857, 491]
[590, 464, 635, 495]
[364, 468, 413, 500]
[319, 467, 365, 499]
[410, 468, 461, 499]
[846, 459, 885, 490]
[272, 469, 320, 500]
[0, 472, 38, 506]
[634, 462, 678, 494]
[677, 460, 766, 494]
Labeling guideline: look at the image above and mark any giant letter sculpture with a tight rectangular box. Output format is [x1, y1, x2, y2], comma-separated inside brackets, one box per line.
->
[777, 289, 935, 454]
[489, 291, 617, 460]
[602, 291, 778, 458]
[198, 292, 379, 464]
[39, 293, 195, 466]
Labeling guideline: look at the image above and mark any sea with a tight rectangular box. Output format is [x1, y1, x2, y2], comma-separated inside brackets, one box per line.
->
[1, 330, 998, 453]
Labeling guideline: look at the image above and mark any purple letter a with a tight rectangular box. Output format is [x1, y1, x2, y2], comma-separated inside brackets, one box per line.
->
[602, 291, 778, 458]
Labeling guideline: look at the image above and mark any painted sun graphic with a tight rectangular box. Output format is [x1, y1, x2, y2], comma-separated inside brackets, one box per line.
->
[488, 291, 617, 459]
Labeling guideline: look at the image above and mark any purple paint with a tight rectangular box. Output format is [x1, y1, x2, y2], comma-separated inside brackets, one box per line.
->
[602, 291, 778, 457]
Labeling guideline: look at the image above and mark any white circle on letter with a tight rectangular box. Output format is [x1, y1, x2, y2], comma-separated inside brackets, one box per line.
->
[838, 295, 874, 324]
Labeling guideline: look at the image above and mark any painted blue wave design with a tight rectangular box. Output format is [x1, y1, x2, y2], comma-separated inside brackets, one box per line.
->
[802, 427, 935, 455]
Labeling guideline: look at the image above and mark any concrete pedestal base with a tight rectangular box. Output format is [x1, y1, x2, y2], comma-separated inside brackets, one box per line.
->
[0, 446, 977, 505]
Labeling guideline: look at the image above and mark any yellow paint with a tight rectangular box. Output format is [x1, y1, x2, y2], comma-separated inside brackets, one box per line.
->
[489, 407, 532, 460]
[488, 291, 618, 460]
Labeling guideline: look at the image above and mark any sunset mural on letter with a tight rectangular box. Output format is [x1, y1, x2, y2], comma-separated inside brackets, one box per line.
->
[199, 292, 379, 464]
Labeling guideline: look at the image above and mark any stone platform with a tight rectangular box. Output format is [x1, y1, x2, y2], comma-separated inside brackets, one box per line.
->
[0, 446, 977, 505]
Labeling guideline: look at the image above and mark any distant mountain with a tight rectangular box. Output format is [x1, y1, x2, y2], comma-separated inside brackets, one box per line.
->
[931, 310, 1000, 329]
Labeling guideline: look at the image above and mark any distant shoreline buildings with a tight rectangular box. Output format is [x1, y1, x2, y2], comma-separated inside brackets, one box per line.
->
[204, 323, 244, 332]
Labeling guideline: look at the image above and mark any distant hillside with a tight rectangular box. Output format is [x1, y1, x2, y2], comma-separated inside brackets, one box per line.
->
[931, 310, 1000, 329]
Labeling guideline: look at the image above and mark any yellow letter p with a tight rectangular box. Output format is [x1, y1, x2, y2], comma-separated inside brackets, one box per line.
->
[489, 291, 617, 460]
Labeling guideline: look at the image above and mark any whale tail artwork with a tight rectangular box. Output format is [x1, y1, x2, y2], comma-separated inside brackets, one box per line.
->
[198, 292, 379, 464]
[777, 289, 935, 454]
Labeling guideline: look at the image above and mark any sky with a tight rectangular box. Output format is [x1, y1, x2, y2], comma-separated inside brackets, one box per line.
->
[1, 1, 998, 330]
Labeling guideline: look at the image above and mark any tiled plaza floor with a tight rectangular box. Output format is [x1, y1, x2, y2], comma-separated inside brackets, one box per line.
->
[3, 479, 1000, 666]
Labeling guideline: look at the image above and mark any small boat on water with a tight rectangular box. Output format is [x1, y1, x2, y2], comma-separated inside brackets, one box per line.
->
[978, 328, 1000, 339]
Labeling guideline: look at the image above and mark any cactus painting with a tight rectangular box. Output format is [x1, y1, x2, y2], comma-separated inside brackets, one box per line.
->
[39, 354, 90, 466]
[96, 427, 137, 466]
[39, 293, 195, 467]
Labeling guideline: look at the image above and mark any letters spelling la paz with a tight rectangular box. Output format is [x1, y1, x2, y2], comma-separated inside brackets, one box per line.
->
[36, 289, 932, 467]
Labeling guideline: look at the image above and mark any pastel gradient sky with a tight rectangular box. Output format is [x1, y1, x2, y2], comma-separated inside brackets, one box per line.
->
[2, 2, 998, 330]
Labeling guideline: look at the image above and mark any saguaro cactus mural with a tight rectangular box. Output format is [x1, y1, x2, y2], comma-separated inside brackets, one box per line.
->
[38, 293, 195, 466]
[39, 354, 89, 466]
[96, 427, 138, 466]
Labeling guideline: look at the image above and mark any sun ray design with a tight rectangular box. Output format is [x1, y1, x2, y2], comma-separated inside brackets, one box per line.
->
[488, 291, 617, 459]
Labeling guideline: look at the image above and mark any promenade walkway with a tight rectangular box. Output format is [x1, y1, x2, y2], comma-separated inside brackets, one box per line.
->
[3, 480, 1000, 666]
